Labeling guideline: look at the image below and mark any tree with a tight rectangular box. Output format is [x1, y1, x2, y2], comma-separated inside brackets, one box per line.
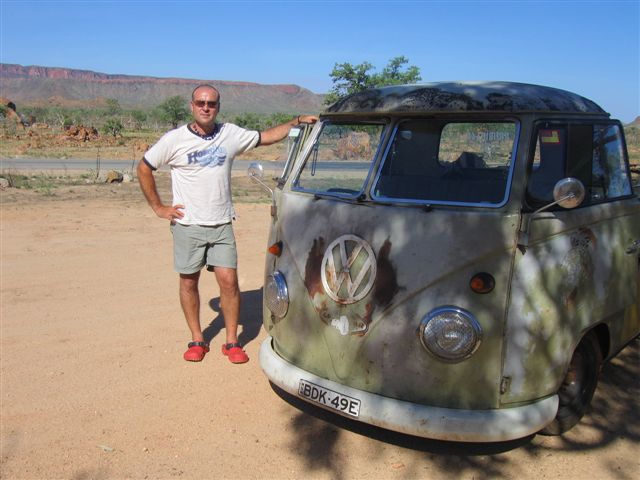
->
[130, 110, 147, 129]
[22, 106, 47, 124]
[266, 112, 294, 128]
[105, 98, 122, 116]
[158, 96, 190, 128]
[234, 112, 263, 131]
[103, 118, 123, 137]
[375, 56, 421, 86]
[325, 56, 422, 105]
[325, 61, 374, 106]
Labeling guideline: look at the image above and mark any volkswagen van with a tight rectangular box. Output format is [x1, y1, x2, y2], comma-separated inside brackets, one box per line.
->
[250, 82, 640, 442]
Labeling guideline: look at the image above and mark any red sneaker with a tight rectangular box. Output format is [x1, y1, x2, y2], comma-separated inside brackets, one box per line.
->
[183, 342, 209, 362]
[221, 343, 249, 364]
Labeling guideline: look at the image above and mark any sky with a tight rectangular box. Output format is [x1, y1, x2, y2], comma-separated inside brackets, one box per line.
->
[0, 0, 638, 122]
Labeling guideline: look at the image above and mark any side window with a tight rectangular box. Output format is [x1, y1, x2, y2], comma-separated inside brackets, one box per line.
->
[527, 127, 568, 205]
[591, 124, 631, 201]
[527, 123, 631, 208]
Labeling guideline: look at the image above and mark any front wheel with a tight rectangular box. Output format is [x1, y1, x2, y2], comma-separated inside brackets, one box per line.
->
[540, 332, 602, 435]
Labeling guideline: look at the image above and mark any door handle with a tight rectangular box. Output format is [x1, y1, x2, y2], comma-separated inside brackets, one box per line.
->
[626, 239, 640, 255]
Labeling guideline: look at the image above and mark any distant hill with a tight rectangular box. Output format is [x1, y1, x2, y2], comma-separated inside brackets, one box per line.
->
[0, 63, 324, 114]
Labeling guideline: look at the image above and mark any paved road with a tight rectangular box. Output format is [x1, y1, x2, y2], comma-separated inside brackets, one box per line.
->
[0, 158, 369, 173]
[0, 158, 284, 173]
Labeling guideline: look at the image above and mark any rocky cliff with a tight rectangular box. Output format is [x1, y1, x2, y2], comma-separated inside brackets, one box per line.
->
[0, 64, 324, 114]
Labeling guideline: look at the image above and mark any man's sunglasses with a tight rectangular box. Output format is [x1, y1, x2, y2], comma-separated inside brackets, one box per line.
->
[193, 100, 219, 108]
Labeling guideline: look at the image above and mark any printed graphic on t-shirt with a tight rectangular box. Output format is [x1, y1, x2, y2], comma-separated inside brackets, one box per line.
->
[186, 145, 228, 167]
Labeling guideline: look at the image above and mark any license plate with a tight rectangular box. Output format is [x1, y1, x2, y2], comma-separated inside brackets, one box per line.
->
[298, 379, 361, 417]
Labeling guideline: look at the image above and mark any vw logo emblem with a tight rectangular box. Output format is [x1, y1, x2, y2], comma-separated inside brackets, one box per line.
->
[321, 234, 376, 304]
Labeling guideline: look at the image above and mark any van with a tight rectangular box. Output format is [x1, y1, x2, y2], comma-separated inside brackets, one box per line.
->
[249, 82, 640, 442]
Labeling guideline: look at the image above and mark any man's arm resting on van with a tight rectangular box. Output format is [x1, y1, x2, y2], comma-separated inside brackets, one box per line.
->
[137, 159, 184, 221]
[259, 115, 318, 146]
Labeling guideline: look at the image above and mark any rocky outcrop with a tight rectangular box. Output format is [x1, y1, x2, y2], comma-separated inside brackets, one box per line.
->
[105, 170, 123, 184]
[0, 97, 17, 111]
[0, 63, 325, 114]
[0, 96, 26, 128]
[1, 63, 256, 85]
[64, 124, 99, 142]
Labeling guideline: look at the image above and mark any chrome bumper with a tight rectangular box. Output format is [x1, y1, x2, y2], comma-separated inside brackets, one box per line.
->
[259, 336, 558, 442]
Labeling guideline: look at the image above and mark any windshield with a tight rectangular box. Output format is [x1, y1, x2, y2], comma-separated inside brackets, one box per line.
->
[293, 121, 385, 196]
[373, 120, 517, 206]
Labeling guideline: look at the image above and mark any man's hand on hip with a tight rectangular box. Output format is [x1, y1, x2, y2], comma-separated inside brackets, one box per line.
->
[154, 204, 185, 221]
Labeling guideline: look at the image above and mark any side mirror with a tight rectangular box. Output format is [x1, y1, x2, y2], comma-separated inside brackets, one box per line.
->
[248, 162, 265, 181]
[247, 162, 276, 217]
[518, 177, 586, 251]
[553, 177, 585, 209]
[289, 127, 302, 139]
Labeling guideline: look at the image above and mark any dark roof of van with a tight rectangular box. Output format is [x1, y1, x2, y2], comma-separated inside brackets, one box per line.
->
[325, 82, 608, 116]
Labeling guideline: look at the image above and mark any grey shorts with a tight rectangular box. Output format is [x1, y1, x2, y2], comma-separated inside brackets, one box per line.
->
[170, 222, 237, 274]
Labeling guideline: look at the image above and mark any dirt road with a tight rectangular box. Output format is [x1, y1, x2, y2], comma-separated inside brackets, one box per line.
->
[1, 181, 638, 479]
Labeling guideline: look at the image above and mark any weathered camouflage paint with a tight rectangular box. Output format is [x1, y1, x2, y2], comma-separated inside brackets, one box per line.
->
[259, 82, 640, 423]
[502, 201, 640, 403]
[263, 192, 520, 409]
[327, 82, 608, 116]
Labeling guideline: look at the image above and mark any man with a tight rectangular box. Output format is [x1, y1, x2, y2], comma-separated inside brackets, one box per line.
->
[138, 84, 317, 363]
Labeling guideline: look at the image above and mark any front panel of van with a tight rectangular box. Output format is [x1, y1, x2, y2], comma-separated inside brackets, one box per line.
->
[262, 117, 522, 410]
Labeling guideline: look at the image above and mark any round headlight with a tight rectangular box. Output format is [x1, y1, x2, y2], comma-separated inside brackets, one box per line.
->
[265, 271, 289, 318]
[419, 307, 482, 362]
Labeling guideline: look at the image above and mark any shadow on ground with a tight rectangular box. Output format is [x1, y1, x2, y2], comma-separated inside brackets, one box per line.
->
[274, 337, 639, 479]
[202, 288, 263, 347]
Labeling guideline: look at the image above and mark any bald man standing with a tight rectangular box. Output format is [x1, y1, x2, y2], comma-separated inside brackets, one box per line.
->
[138, 84, 317, 363]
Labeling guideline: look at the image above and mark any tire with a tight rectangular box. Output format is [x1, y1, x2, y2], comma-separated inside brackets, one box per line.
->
[540, 332, 602, 435]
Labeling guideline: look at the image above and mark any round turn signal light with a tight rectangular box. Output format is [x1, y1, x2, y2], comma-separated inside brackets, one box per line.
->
[268, 241, 283, 257]
[469, 272, 495, 294]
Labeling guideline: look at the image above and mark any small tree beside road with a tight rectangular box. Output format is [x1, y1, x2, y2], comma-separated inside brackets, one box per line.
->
[103, 118, 123, 137]
[105, 98, 122, 116]
[158, 96, 190, 129]
[130, 110, 147, 129]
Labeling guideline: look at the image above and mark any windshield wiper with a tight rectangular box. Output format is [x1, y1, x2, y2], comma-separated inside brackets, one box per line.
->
[310, 143, 318, 176]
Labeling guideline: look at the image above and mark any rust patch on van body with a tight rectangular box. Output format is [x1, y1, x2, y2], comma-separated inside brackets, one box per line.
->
[374, 239, 400, 307]
[355, 302, 375, 336]
[561, 228, 597, 312]
[304, 237, 325, 297]
[303, 236, 399, 336]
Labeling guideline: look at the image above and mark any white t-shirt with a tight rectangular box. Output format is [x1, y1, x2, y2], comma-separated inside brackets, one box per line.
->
[144, 123, 259, 225]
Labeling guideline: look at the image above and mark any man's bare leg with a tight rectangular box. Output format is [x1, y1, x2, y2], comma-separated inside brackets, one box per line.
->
[179, 272, 204, 342]
[214, 267, 240, 344]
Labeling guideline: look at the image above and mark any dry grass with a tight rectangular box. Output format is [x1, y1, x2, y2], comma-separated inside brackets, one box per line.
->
[0, 170, 276, 206]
